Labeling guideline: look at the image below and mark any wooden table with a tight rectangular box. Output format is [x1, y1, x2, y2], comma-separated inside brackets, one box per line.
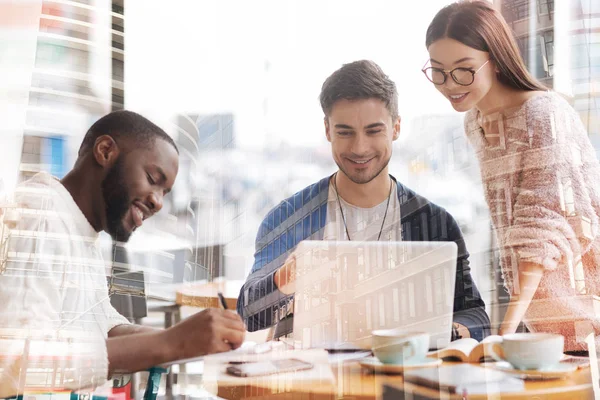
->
[175, 279, 244, 309]
[211, 361, 595, 399]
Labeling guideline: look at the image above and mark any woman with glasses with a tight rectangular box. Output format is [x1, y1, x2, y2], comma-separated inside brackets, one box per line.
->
[424, 0, 600, 352]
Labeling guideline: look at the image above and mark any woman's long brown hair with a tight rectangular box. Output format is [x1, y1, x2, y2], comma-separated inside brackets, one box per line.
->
[426, 0, 547, 91]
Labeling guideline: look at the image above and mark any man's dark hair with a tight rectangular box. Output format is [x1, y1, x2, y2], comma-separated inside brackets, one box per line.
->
[319, 60, 399, 120]
[78, 110, 178, 157]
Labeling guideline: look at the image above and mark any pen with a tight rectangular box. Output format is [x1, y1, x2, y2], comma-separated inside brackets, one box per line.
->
[217, 291, 228, 310]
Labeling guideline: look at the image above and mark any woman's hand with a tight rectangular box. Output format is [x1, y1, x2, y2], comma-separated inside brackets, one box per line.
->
[498, 261, 544, 335]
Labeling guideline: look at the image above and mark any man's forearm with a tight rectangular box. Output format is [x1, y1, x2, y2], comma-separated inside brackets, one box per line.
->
[106, 330, 174, 377]
[239, 269, 288, 332]
[107, 308, 245, 378]
[108, 324, 159, 337]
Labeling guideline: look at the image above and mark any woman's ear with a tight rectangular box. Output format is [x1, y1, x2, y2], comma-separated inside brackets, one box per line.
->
[493, 60, 500, 74]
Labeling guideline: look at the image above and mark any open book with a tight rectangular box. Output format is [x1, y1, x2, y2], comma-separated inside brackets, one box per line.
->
[428, 336, 591, 368]
[428, 335, 502, 363]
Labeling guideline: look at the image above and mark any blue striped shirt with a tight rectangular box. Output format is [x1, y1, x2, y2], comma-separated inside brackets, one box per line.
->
[237, 175, 491, 341]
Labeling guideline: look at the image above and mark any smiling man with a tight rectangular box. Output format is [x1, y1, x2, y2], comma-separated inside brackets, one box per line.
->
[0, 111, 245, 396]
[238, 60, 490, 342]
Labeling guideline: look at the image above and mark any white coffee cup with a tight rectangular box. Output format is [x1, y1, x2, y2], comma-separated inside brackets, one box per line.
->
[372, 329, 429, 365]
[489, 333, 564, 370]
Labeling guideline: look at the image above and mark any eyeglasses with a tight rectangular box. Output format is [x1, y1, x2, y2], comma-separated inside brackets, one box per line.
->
[422, 59, 490, 86]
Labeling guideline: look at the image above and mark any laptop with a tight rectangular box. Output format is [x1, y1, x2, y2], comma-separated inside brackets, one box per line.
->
[290, 241, 457, 350]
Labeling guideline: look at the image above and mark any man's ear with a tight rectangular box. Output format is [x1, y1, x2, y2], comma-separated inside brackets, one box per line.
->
[93, 135, 120, 168]
[392, 116, 401, 141]
[325, 117, 331, 142]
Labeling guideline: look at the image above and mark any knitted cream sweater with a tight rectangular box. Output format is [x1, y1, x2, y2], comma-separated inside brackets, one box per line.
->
[465, 91, 600, 351]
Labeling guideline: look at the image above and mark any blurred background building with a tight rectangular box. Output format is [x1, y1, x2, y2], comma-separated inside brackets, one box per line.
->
[19, 0, 125, 182]
[497, 0, 600, 138]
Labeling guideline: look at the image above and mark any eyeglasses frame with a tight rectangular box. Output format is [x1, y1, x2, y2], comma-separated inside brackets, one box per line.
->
[421, 59, 491, 86]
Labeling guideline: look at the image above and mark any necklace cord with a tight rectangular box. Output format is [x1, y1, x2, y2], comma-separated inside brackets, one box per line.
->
[332, 172, 393, 241]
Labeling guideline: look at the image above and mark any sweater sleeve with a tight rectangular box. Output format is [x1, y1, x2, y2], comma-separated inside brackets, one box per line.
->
[501, 95, 600, 291]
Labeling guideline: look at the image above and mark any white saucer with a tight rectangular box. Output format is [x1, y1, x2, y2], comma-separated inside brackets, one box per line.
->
[490, 361, 577, 380]
[359, 356, 442, 374]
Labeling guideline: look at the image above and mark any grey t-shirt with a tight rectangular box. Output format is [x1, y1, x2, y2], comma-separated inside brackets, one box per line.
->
[323, 179, 401, 241]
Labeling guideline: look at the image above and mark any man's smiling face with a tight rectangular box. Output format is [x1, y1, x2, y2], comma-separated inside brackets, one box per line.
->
[326, 98, 400, 185]
[102, 138, 179, 242]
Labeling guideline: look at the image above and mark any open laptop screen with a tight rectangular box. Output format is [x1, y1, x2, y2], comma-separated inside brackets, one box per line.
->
[291, 241, 457, 350]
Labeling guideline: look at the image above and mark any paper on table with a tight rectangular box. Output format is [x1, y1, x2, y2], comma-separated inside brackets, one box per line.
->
[403, 364, 525, 395]
[456, 377, 525, 395]
[328, 351, 372, 364]
[159, 340, 291, 367]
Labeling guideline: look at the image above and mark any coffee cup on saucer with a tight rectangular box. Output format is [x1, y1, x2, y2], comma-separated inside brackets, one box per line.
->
[489, 333, 564, 370]
[372, 329, 429, 365]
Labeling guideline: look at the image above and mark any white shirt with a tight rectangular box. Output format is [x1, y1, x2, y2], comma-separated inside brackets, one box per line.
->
[0, 172, 129, 396]
[323, 179, 402, 241]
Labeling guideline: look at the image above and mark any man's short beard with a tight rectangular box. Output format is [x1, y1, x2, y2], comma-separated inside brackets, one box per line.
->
[101, 156, 131, 242]
[335, 155, 391, 185]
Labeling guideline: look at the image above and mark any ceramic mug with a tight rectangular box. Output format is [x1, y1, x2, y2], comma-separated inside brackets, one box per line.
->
[372, 329, 429, 365]
[489, 333, 564, 370]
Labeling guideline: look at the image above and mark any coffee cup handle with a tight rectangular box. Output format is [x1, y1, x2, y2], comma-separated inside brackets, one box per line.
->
[487, 342, 506, 362]
[403, 341, 416, 359]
